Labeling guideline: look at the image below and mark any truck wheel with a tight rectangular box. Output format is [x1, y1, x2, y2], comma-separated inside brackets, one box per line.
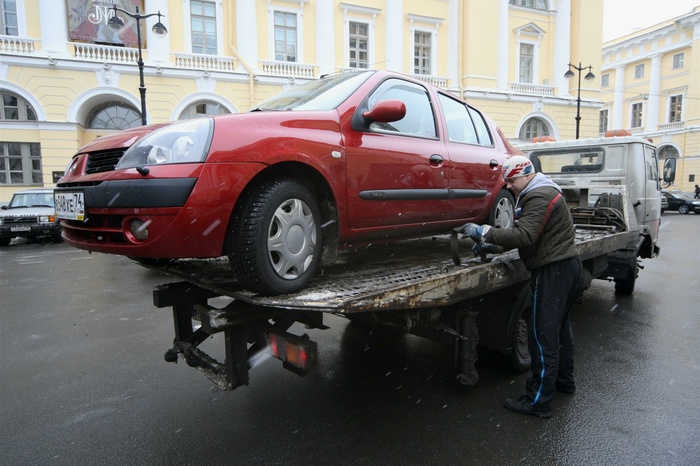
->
[678, 204, 690, 215]
[614, 264, 637, 294]
[507, 300, 532, 372]
[488, 189, 515, 229]
[229, 178, 323, 296]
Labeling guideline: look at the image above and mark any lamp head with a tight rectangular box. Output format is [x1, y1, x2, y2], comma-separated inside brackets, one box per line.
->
[584, 70, 595, 81]
[564, 69, 575, 79]
[108, 6, 125, 32]
[152, 12, 168, 38]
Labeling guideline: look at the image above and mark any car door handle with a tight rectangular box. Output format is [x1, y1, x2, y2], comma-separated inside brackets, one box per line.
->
[430, 154, 444, 166]
[490, 159, 499, 169]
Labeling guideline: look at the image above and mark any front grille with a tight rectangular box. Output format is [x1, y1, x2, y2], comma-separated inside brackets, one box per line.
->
[3, 217, 37, 225]
[61, 214, 127, 244]
[85, 149, 127, 174]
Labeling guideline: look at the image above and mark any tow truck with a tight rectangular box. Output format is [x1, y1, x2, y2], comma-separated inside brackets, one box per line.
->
[143, 132, 676, 390]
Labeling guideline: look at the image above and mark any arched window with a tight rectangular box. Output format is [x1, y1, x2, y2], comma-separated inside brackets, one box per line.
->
[1, 91, 37, 121]
[87, 103, 142, 130]
[519, 117, 549, 140]
[509, 0, 548, 11]
[178, 100, 229, 120]
[658, 145, 679, 160]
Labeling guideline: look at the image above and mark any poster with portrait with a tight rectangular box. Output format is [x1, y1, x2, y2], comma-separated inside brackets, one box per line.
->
[67, 0, 143, 47]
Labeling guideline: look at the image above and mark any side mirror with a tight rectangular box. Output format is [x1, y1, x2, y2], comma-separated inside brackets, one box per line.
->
[662, 158, 676, 183]
[362, 99, 406, 123]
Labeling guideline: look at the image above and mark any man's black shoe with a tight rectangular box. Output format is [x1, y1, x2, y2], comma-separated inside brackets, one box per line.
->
[503, 395, 552, 418]
[555, 382, 576, 394]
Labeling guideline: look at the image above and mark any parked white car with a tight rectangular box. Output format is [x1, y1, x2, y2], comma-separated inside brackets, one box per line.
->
[0, 188, 62, 246]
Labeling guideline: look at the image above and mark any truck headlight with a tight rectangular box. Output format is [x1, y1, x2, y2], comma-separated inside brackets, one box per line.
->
[115, 118, 214, 169]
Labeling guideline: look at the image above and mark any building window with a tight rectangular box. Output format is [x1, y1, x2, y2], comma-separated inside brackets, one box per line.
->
[634, 64, 644, 79]
[178, 101, 229, 120]
[509, 0, 548, 10]
[519, 117, 549, 140]
[0, 0, 17, 36]
[349, 22, 369, 69]
[413, 31, 432, 75]
[518, 43, 534, 83]
[599, 109, 609, 133]
[669, 95, 683, 123]
[274, 11, 297, 62]
[672, 53, 684, 69]
[87, 103, 142, 130]
[1, 92, 37, 121]
[0, 142, 42, 185]
[190, 0, 217, 55]
[601, 74, 609, 88]
[631, 102, 643, 128]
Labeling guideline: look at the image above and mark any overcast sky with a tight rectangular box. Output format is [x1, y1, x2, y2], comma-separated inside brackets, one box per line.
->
[603, 0, 699, 41]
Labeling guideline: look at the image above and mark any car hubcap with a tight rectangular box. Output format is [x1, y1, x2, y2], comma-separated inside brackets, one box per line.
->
[267, 198, 317, 280]
[495, 198, 514, 228]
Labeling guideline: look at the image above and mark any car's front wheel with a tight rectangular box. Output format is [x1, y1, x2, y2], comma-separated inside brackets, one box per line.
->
[0, 236, 11, 246]
[229, 178, 323, 296]
[678, 204, 690, 215]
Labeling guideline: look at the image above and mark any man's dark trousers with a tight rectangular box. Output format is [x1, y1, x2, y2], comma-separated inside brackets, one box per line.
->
[526, 255, 582, 410]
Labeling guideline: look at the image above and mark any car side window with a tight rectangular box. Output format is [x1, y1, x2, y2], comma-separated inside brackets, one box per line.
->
[367, 79, 436, 138]
[438, 94, 478, 144]
[468, 107, 493, 146]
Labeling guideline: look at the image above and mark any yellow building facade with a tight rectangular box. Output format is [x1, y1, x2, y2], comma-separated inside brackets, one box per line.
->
[601, 7, 700, 192]
[1, 0, 604, 201]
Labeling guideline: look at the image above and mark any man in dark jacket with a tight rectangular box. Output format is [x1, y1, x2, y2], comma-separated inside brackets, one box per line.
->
[462, 155, 582, 418]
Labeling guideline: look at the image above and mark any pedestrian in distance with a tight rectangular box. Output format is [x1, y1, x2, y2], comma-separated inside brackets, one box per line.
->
[694, 184, 700, 199]
[461, 155, 582, 419]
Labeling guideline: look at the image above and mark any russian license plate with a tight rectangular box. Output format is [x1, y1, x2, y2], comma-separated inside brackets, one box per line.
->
[54, 191, 86, 221]
[11, 226, 31, 232]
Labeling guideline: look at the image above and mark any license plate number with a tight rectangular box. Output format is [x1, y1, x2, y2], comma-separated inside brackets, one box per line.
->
[54, 191, 86, 221]
[11, 226, 31, 232]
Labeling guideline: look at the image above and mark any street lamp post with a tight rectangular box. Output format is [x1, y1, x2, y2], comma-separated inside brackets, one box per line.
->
[564, 62, 595, 139]
[108, 5, 168, 126]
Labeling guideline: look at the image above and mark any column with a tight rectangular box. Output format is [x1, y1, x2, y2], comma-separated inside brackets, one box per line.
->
[646, 54, 662, 131]
[316, 0, 335, 75]
[613, 65, 625, 129]
[236, 0, 259, 71]
[497, 0, 509, 90]
[145, 0, 170, 64]
[38, 0, 70, 57]
[553, 0, 571, 96]
[385, 0, 403, 72]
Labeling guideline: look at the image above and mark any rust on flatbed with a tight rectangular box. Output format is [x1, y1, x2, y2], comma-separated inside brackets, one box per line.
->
[140, 227, 634, 313]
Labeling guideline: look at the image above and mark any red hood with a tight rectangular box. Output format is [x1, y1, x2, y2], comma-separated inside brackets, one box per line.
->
[77, 123, 168, 153]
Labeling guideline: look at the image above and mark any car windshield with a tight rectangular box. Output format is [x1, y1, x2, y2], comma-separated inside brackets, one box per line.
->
[253, 71, 374, 112]
[9, 193, 54, 208]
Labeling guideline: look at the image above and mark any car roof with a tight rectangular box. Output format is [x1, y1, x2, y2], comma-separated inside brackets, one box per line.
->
[13, 188, 54, 195]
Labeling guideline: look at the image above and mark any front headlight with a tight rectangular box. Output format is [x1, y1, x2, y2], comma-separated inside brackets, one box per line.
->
[39, 216, 50, 223]
[115, 118, 214, 169]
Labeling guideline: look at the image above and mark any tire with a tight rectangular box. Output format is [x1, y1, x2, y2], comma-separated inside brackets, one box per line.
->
[614, 264, 637, 295]
[678, 204, 690, 215]
[488, 189, 515, 229]
[507, 291, 532, 372]
[229, 178, 323, 296]
[0, 236, 11, 246]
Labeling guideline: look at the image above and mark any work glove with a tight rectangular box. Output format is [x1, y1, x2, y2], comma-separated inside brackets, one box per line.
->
[471, 242, 500, 256]
[461, 223, 491, 243]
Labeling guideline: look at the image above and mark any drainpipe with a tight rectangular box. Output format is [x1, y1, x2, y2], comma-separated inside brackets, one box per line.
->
[228, 1, 255, 110]
[459, 0, 464, 99]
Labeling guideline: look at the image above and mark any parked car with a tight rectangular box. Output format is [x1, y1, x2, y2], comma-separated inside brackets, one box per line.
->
[55, 70, 519, 295]
[0, 188, 62, 246]
[660, 193, 668, 214]
[661, 190, 700, 215]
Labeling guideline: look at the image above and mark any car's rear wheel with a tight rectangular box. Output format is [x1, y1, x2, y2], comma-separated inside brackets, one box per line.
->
[678, 204, 690, 215]
[488, 189, 515, 228]
[229, 178, 323, 296]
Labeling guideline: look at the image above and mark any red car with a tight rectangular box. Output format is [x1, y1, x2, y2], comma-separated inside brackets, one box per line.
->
[55, 70, 518, 295]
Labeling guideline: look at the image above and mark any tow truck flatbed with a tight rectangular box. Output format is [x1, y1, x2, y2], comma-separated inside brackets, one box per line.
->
[144, 226, 634, 313]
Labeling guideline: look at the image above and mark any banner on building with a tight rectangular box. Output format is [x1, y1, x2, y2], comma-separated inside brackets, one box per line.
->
[67, 0, 144, 47]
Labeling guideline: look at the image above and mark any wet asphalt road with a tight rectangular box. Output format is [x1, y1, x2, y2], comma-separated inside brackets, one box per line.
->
[1, 213, 698, 465]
